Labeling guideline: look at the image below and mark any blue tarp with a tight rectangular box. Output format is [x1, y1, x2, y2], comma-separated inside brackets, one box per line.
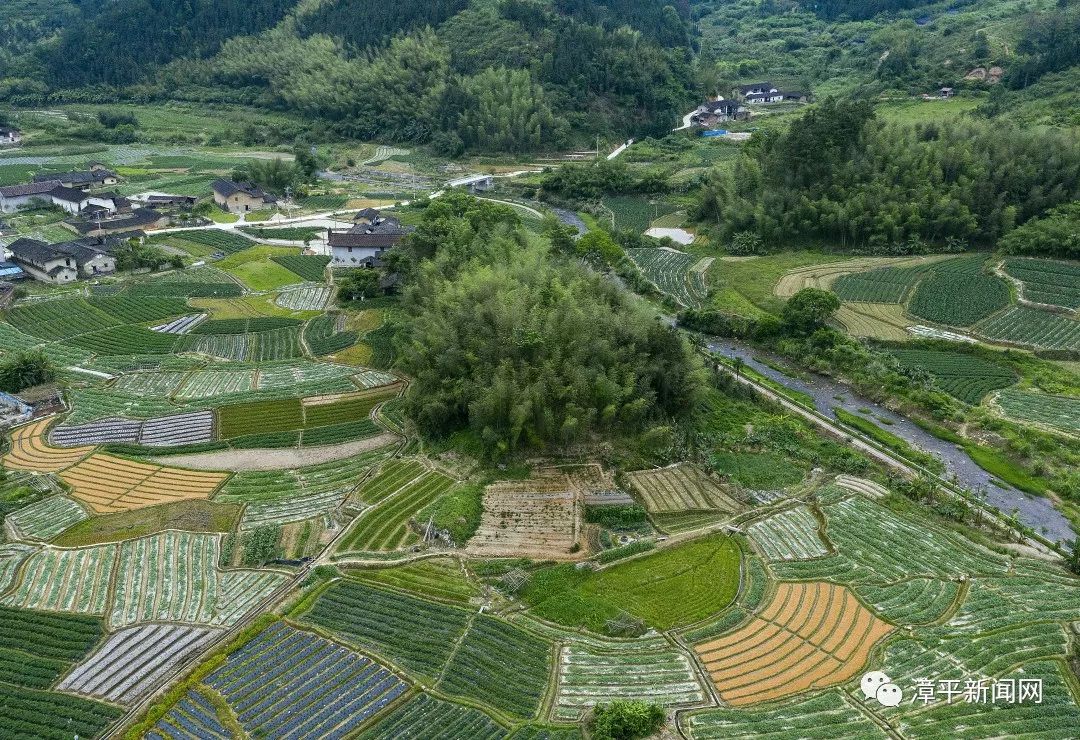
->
[701, 129, 728, 137]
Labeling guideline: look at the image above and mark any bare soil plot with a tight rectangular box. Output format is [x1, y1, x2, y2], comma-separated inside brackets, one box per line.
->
[467, 474, 581, 559]
[3, 419, 95, 473]
[153, 432, 399, 471]
[694, 581, 893, 706]
[625, 463, 742, 515]
[59, 453, 228, 513]
[833, 475, 888, 499]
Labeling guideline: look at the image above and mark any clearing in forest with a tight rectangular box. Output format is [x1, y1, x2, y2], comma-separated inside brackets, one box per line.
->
[694, 581, 893, 706]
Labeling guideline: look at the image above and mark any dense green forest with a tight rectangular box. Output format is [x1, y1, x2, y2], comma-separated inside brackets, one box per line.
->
[397, 193, 703, 457]
[0, 0, 697, 150]
[694, 99, 1080, 251]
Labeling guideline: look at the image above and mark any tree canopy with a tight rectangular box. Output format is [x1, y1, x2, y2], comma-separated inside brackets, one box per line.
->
[397, 193, 703, 458]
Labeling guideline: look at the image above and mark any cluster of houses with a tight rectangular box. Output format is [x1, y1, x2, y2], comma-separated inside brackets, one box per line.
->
[4, 234, 134, 284]
[689, 82, 809, 128]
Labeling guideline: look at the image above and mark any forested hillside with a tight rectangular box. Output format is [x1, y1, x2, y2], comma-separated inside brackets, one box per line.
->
[0, 0, 697, 151]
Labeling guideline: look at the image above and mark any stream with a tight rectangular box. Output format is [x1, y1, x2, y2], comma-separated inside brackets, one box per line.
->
[705, 338, 1076, 544]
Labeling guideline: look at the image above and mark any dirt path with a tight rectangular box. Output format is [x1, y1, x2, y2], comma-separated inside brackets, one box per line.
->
[152, 433, 400, 471]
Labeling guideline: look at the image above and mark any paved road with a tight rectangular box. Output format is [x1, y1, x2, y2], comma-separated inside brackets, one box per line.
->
[705, 338, 1076, 544]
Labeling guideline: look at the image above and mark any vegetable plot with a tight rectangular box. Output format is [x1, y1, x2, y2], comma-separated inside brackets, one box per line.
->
[626, 248, 709, 308]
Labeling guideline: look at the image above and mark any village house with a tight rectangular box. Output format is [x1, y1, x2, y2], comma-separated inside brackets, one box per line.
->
[7, 239, 80, 283]
[0, 126, 20, 146]
[212, 179, 276, 214]
[328, 211, 409, 268]
[735, 82, 806, 105]
[691, 99, 749, 126]
[8, 236, 119, 283]
[131, 192, 198, 209]
[0, 181, 63, 213]
[738, 82, 779, 97]
[32, 164, 119, 190]
[64, 206, 166, 237]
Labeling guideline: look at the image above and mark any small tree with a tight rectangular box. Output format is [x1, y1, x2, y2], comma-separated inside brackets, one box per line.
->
[0, 349, 57, 393]
[590, 700, 666, 740]
[781, 288, 840, 336]
[337, 269, 381, 301]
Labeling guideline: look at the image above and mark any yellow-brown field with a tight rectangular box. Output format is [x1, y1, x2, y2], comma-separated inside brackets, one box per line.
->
[694, 581, 892, 706]
[2, 419, 94, 473]
[773, 255, 950, 298]
[60, 453, 229, 514]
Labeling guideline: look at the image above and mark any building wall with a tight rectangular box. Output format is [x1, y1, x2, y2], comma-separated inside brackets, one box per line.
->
[331, 246, 382, 266]
[215, 191, 265, 213]
[79, 255, 116, 276]
[0, 194, 49, 213]
[16, 260, 78, 284]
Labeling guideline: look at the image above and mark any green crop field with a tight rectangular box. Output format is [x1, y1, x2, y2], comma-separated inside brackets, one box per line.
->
[216, 246, 306, 292]
[995, 389, 1080, 434]
[305, 314, 360, 356]
[167, 230, 253, 255]
[908, 255, 1011, 327]
[888, 349, 1017, 404]
[602, 196, 676, 233]
[218, 398, 304, 438]
[626, 248, 709, 308]
[270, 254, 332, 282]
[831, 264, 927, 303]
[975, 306, 1080, 351]
[1003, 257, 1080, 310]
[336, 471, 455, 552]
[521, 535, 740, 633]
[351, 558, 480, 602]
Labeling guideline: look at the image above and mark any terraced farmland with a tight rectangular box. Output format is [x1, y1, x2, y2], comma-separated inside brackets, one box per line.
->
[2, 544, 116, 615]
[685, 690, 886, 739]
[3, 419, 95, 472]
[110, 532, 287, 627]
[276, 283, 332, 310]
[831, 263, 927, 302]
[1003, 257, 1080, 310]
[59, 454, 228, 513]
[357, 693, 506, 740]
[59, 624, 219, 704]
[467, 476, 579, 559]
[888, 349, 1016, 404]
[694, 581, 893, 706]
[854, 578, 959, 624]
[747, 506, 828, 561]
[205, 622, 408, 738]
[167, 229, 253, 254]
[908, 255, 1011, 327]
[994, 389, 1080, 433]
[337, 470, 455, 552]
[625, 463, 743, 515]
[240, 486, 351, 529]
[147, 687, 233, 739]
[554, 641, 706, 720]
[305, 313, 360, 355]
[625, 248, 709, 308]
[271, 254, 332, 281]
[5, 496, 89, 541]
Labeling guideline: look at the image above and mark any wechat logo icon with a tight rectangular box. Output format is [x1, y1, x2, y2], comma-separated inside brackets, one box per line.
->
[862, 671, 903, 707]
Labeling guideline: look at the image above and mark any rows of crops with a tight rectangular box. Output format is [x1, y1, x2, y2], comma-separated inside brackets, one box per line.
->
[2, 544, 116, 615]
[169, 230, 253, 254]
[5, 495, 88, 541]
[626, 463, 743, 514]
[994, 389, 1080, 433]
[277, 284, 332, 311]
[147, 687, 231, 739]
[908, 255, 1011, 327]
[354, 460, 427, 504]
[59, 624, 218, 705]
[831, 264, 927, 303]
[746, 506, 828, 560]
[357, 693, 506, 740]
[241, 486, 351, 529]
[1003, 257, 1080, 310]
[771, 495, 1008, 585]
[187, 325, 305, 361]
[685, 690, 884, 739]
[853, 578, 959, 624]
[271, 254, 332, 281]
[305, 314, 360, 355]
[888, 349, 1016, 404]
[205, 622, 408, 738]
[974, 305, 1080, 350]
[303, 581, 552, 718]
[554, 642, 706, 720]
[216, 447, 395, 504]
[110, 532, 219, 626]
[625, 248, 708, 308]
[352, 558, 479, 603]
[53, 411, 214, 448]
[337, 471, 455, 552]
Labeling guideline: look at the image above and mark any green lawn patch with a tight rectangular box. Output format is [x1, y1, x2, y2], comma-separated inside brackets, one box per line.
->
[709, 450, 805, 489]
[521, 534, 740, 633]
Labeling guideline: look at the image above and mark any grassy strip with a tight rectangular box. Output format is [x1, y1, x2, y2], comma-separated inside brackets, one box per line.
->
[961, 443, 1049, 497]
[833, 408, 945, 474]
[596, 539, 655, 564]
